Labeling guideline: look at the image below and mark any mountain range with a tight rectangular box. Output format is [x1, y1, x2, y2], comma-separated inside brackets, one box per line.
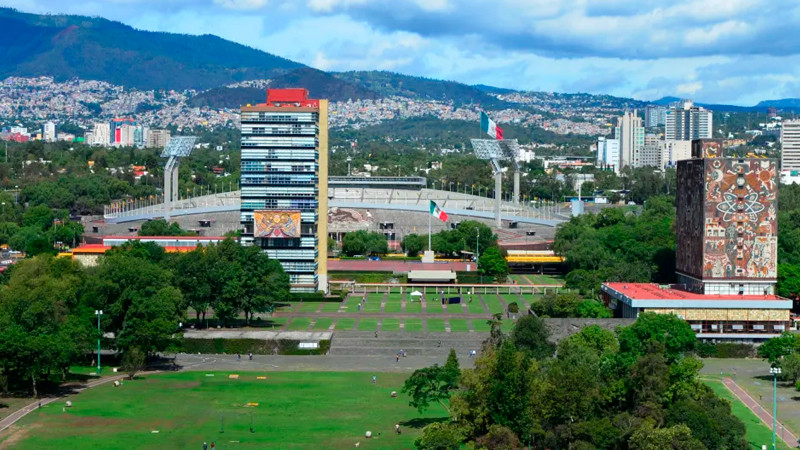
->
[0, 7, 796, 112]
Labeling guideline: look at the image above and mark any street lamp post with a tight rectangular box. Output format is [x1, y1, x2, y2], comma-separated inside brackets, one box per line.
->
[771, 366, 782, 450]
[95, 310, 103, 374]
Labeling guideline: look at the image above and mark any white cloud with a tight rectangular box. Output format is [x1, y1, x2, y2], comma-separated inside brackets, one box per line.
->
[212, 0, 269, 10]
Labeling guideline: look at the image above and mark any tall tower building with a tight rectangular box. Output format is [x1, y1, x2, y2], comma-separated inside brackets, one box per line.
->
[665, 100, 713, 140]
[596, 136, 620, 171]
[675, 139, 777, 295]
[615, 110, 644, 170]
[644, 105, 667, 128]
[780, 120, 800, 170]
[240, 89, 328, 293]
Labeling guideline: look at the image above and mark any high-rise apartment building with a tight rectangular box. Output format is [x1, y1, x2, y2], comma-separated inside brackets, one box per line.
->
[596, 137, 620, 171]
[43, 121, 56, 142]
[664, 100, 713, 140]
[638, 140, 692, 169]
[240, 89, 328, 293]
[780, 120, 800, 170]
[644, 105, 667, 128]
[146, 129, 171, 148]
[90, 123, 110, 146]
[614, 110, 644, 169]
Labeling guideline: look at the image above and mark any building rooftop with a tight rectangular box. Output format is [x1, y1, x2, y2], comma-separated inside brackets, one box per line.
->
[603, 282, 782, 301]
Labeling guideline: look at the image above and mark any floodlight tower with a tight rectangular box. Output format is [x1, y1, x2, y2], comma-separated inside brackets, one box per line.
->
[471, 139, 519, 228]
[161, 136, 197, 221]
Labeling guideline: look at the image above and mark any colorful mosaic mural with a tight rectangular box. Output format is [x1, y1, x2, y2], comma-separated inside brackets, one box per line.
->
[676, 155, 777, 281]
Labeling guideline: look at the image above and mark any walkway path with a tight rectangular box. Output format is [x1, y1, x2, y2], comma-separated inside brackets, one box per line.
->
[723, 377, 798, 447]
[0, 374, 128, 433]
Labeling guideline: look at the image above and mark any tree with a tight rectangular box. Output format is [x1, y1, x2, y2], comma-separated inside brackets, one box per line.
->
[777, 264, 800, 299]
[782, 352, 800, 384]
[531, 292, 583, 317]
[341, 230, 388, 256]
[617, 313, 696, 364]
[139, 219, 195, 236]
[455, 220, 496, 255]
[577, 299, 612, 318]
[628, 422, 705, 450]
[22, 204, 55, 230]
[122, 347, 146, 380]
[757, 333, 800, 364]
[479, 247, 508, 283]
[511, 315, 555, 360]
[402, 349, 460, 414]
[475, 425, 521, 450]
[402, 233, 426, 257]
[414, 422, 463, 450]
[561, 325, 618, 357]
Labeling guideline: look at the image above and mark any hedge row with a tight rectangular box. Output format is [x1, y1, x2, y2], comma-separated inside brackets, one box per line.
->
[182, 338, 330, 356]
[694, 342, 756, 358]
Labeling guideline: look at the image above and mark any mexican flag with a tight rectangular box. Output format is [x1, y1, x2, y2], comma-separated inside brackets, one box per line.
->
[430, 200, 448, 222]
[481, 111, 503, 140]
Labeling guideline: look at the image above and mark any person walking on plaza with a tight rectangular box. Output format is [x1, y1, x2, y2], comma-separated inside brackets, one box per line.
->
[249, 352, 253, 360]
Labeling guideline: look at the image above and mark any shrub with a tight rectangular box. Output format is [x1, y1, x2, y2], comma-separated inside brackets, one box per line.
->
[507, 302, 519, 314]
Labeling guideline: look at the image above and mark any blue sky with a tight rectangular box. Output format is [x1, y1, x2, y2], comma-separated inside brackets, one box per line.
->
[3, 0, 800, 105]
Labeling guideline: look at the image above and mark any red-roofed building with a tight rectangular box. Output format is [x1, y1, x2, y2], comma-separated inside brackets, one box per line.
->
[602, 139, 788, 340]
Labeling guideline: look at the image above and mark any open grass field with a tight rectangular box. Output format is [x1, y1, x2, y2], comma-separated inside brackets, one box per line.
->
[403, 319, 423, 332]
[287, 317, 312, 331]
[472, 319, 492, 332]
[0, 371, 446, 449]
[508, 274, 564, 285]
[320, 302, 342, 313]
[704, 380, 791, 450]
[446, 303, 464, 314]
[426, 319, 446, 333]
[381, 318, 400, 332]
[383, 299, 403, 314]
[312, 318, 334, 331]
[405, 301, 422, 314]
[448, 319, 470, 332]
[482, 295, 505, 315]
[357, 318, 379, 331]
[466, 298, 487, 314]
[334, 318, 356, 331]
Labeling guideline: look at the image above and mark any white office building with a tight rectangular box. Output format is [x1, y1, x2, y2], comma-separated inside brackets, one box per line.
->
[781, 120, 800, 171]
[639, 140, 692, 169]
[645, 105, 667, 128]
[90, 123, 110, 146]
[596, 137, 620, 171]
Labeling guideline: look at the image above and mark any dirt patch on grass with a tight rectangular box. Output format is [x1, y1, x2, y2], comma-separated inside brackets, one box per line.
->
[0, 423, 40, 447]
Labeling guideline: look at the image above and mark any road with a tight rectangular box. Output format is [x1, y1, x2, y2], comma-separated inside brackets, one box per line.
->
[723, 377, 799, 447]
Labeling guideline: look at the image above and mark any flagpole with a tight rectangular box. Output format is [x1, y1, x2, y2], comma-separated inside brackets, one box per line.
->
[428, 203, 432, 251]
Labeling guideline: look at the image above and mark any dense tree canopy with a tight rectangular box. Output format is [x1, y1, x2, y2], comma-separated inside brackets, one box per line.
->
[415, 312, 746, 449]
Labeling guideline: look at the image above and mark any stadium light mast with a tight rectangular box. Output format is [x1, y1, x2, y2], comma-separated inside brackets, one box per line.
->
[470, 139, 520, 228]
[161, 136, 197, 221]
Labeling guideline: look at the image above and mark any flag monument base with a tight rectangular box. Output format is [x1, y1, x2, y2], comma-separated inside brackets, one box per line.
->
[421, 250, 435, 263]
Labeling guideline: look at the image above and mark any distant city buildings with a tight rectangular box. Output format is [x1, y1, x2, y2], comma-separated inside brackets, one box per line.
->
[146, 129, 171, 148]
[780, 120, 800, 171]
[664, 100, 712, 140]
[639, 139, 692, 169]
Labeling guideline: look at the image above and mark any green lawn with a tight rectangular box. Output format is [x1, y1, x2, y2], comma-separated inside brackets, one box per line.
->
[312, 318, 334, 331]
[499, 295, 519, 309]
[287, 317, 312, 331]
[427, 319, 446, 333]
[518, 294, 541, 309]
[342, 297, 362, 313]
[297, 302, 322, 313]
[386, 293, 404, 302]
[405, 301, 422, 314]
[381, 318, 400, 332]
[357, 318, 379, 331]
[334, 318, 356, 331]
[481, 295, 505, 315]
[500, 319, 516, 332]
[705, 380, 791, 450]
[466, 298, 487, 314]
[362, 297, 382, 313]
[1, 371, 446, 449]
[320, 302, 342, 313]
[426, 301, 446, 314]
[383, 300, 403, 314]
[472, 319, 492, 332]
[448, 319, 470, 332]
[446, 303, 464, 314]
[403, 319, 423, 332]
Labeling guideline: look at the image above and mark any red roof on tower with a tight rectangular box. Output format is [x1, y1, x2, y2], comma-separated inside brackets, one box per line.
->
[262, 88, 319, 108]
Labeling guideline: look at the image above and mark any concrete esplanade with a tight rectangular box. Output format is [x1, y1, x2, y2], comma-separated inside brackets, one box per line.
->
[103, 187, 569, 228]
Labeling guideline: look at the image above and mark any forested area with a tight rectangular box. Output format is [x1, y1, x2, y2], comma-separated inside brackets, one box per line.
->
[0, 240, 288, 396]
[407, 313, 747, 449]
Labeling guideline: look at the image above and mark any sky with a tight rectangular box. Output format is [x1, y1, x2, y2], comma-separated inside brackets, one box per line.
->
[2, 0, 800, 105]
